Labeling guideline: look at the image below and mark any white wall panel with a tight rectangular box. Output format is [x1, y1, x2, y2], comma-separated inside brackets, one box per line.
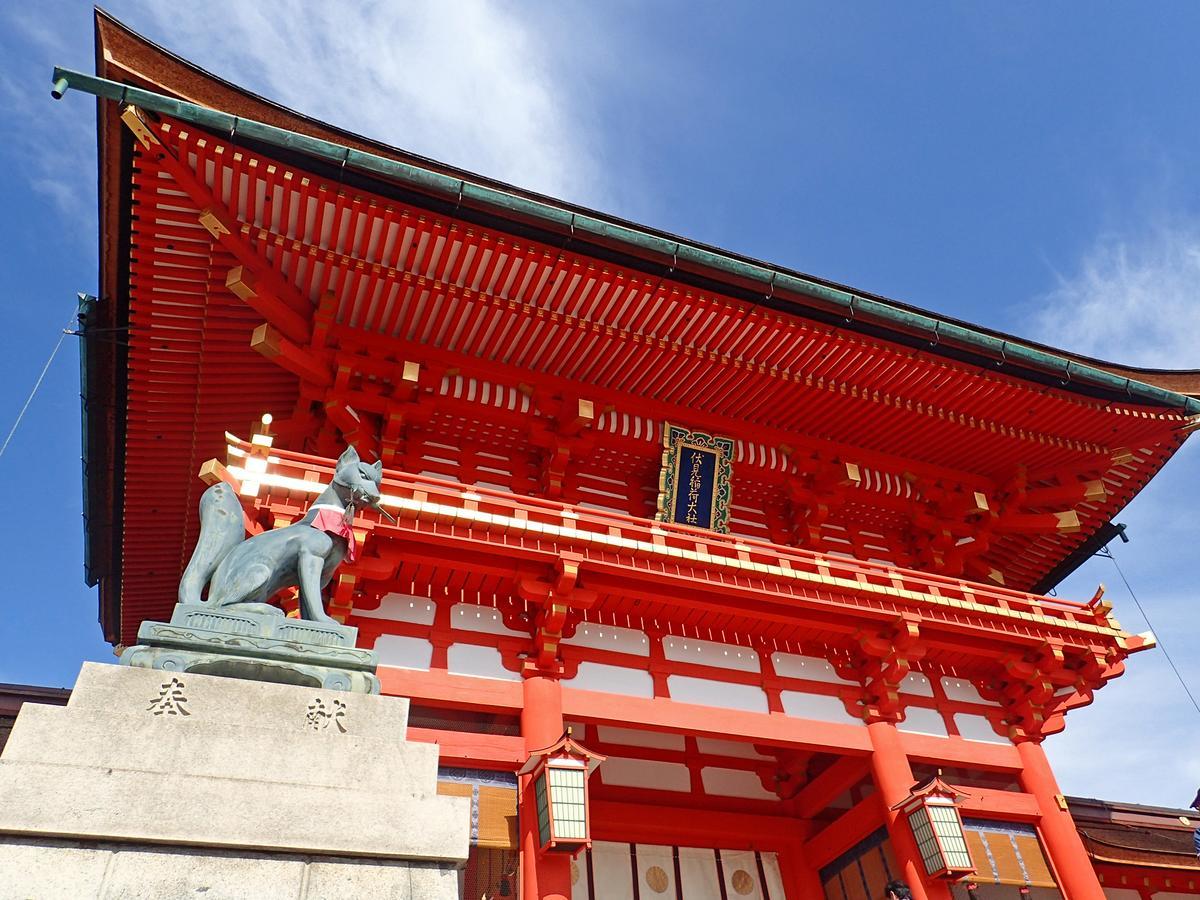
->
[589, 842, 634, 900]
[668, 676, 770, 713]
[897, 706, 949, 737]
[565, 663, 655, 699]
[446, 643, 520, 681]
[355, 593, 436, 625]
[720, 849, 769, 900]
[576, 844, 788, 900]
[373, 635, 432, 671]
[596, 725, 686, 752]
[635, 843, 677, 898]
[694, 737, 771, 760]
[780, 690, 863, 725]
[954, 713, 1010, 743]
[771, 653, 855, 684]
[570, 853, 591, 900]
[663, 636, 760, 672]
[760, 853, 786, 900]
[701, 767, 776, 801]
[565, 623, 650, 656]
[941, 676, 997, 705]
[599, 757, 692, 792]
[450, 602, 527, 637]
[899, 672, 934, 696]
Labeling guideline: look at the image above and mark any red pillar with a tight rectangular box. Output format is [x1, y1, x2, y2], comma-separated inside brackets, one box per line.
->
[520, 674, 573, 900]
[782, 834, 829, 899]
[867, 721, 953, 900]
[1016, 740, 1105, 900]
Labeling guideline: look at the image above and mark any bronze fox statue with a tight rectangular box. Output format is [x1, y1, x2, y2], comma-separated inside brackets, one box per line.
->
[178, 445, 385, 624]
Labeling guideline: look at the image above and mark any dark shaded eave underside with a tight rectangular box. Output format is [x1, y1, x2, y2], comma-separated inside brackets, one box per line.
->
[86, 12, 134, 642]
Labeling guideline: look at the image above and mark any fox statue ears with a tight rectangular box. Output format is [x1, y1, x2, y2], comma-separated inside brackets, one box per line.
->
[336, 445, 384, 478]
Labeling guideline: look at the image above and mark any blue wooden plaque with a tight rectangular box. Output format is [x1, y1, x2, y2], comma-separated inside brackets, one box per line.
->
[657, 424, 734, 532]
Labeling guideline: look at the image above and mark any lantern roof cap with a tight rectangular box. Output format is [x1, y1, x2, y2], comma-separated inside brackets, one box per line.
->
[891, 773, 971, 811]
[519, 729, 607, 777]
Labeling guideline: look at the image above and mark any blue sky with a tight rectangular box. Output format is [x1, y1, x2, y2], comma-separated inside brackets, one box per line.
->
[0, 2, 1197, 807]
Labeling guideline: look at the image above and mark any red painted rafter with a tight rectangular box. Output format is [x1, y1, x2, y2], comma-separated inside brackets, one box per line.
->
[162, 124, 1184, 451]
[123, 108, 312, 343]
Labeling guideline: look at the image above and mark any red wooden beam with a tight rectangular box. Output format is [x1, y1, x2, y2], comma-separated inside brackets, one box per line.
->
[365, 524, 1114, 661]
[406, 726, 525, 769]
[900, 732, 1022, 772]
[993, 510, 1082, 535]
[122, 107, 312, 343]
[228, 269, 314, 348]
[562, 686, 873, 755]
[591, 799, 806, 851]
[1020, 479, 1107, 509]
[957, 787, 1041, 822]
[378, 665, 522, 712]
[251, 323, 332, 386]
[803, 793, 886, 868]
[794, 756, 872, 819]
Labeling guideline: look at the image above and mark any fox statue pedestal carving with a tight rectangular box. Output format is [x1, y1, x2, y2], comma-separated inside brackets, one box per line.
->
[120, 601, 381, 693]
[119, 446, 385, 693]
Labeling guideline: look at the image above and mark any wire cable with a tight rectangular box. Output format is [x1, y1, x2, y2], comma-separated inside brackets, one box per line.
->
[0, 321, 72, 463]
[1099, 544, 1200, 717]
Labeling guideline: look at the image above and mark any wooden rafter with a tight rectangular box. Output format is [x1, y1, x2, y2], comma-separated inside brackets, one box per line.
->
[120, 107, 312, 344]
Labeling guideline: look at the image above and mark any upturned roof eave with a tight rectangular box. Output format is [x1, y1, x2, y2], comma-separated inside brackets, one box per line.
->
[77, 10, 1199, 643]
[79, 10, 1200, 417]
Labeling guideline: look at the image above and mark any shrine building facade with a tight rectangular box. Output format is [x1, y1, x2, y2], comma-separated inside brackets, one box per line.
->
[65, 12, 1200, 900]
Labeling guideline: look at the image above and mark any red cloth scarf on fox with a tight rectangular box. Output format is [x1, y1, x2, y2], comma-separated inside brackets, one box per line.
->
[307, 504, 358, 562]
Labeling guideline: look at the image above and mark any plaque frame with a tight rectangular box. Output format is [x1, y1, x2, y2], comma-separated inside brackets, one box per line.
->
[656, 423, 734, 532]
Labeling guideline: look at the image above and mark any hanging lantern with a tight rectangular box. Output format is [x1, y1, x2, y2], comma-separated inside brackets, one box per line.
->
[518, 729, 605, 855]
[891, 774, 974, 880]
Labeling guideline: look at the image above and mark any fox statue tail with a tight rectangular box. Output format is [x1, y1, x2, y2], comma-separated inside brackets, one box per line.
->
[178, 482, 247, 605]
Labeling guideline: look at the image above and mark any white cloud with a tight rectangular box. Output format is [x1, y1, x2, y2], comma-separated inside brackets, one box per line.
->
[0, 13, 96, 223]
[1032, 220, 1200, 368]
[4, 7, 73, 56]
[1045, 642, 1200, 808]
[123, 0, 612, 207]
[1, 0, 624, 274]
[1030, 219, 1200, 807]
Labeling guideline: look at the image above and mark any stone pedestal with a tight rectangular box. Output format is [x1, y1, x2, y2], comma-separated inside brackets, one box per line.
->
[0, 662, 469, 899]
[120, 602, 380, 694]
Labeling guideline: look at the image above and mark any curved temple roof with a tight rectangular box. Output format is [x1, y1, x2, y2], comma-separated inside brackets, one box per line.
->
[72, 11, 1196, 643]
[1068, 796, 1200, 876]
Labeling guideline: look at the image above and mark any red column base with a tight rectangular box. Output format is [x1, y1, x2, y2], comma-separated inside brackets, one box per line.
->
[867, 721, 953, 900]
[1017, 740, 1105, 900]
[520, 675, 573, 900]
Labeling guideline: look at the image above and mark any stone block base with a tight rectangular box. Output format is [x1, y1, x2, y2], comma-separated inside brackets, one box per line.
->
[0, 663, 468, 899]
[0, 836, 458, 900]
